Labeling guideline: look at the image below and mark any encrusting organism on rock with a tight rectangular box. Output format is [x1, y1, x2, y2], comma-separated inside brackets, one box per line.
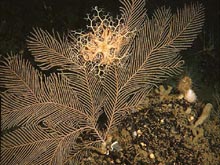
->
[178, 76, 197, 103]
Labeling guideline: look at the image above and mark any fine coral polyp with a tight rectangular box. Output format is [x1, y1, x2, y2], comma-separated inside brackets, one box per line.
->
[75, 7, 134, 72]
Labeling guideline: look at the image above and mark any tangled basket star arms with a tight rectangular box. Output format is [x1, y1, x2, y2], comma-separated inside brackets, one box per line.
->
[75, 7, 134, 65]
[0, 0, 205, 164]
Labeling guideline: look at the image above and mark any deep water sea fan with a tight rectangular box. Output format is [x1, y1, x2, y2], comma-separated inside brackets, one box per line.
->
[0, 0, 204, 164]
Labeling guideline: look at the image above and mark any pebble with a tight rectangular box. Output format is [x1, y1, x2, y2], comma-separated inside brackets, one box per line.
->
[160, 118, 165, 124]
[188, 116, 194, 122]
[149, 153, 155, 159]
[137, 129, 142, 136]
[140, 142, 146, 147]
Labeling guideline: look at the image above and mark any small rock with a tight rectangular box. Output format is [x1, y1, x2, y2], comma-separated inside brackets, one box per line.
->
[149, 153, 155, 159]
[140, 142, 146, 147]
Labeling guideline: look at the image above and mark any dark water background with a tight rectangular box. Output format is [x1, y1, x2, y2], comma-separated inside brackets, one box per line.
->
[0, 0, 219, 104]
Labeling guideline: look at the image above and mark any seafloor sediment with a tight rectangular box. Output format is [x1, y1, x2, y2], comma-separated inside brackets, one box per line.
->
[83, 85, 220, 164]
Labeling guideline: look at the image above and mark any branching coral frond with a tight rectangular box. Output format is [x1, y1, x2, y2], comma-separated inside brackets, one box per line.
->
[102, 2, 204, 136]
[27, 28, 80, 70]
[169, 3, 205, 49]
[0, 55, 49, 128]
[1, 125, 84, 165]
[119, 0, 146, 31]
[0, 54, 46, 100]
[0, 55, 86, 130]
[62, 66, 105, 121]
[0, 55, 101, 164]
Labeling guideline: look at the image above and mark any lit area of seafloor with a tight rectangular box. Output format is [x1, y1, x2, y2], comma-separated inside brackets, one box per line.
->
[83, 76, 220, 164]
